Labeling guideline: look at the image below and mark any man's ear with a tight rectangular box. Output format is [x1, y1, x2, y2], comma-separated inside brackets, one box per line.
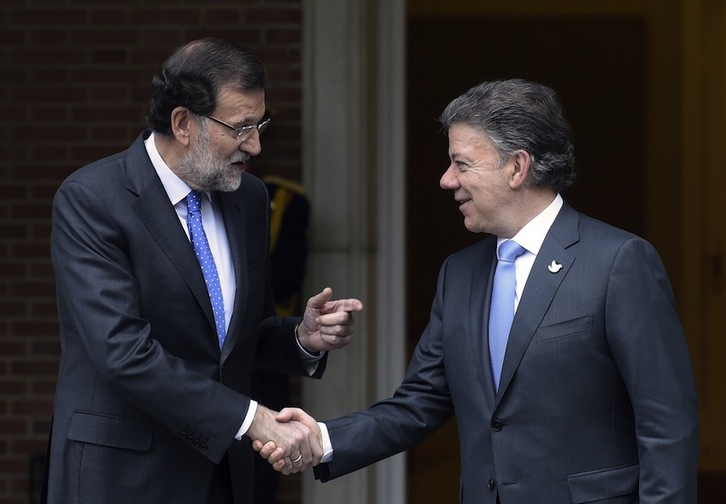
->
[509, 150, 531, 189]
[170, 106, 193, 146]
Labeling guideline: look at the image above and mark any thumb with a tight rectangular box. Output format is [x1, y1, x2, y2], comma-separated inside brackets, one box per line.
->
[275, 408, 295, 423]
[307, 287, 333, 309]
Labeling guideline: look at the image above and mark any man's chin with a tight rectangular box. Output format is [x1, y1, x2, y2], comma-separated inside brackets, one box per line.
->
[203, 173, 242, 193]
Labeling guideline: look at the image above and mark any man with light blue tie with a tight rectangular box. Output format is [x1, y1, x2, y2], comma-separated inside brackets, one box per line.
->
[258, 79, 699, 503]
[43, 38, 363, 504]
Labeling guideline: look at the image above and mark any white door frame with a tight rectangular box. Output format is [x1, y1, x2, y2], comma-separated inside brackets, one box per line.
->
[301, 1, 406, 503]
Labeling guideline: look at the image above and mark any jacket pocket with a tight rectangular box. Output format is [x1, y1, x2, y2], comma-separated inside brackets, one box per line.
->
[566, 462, 638, 503]
[67, 410, 152, 452]
[535, 314, 593, 342]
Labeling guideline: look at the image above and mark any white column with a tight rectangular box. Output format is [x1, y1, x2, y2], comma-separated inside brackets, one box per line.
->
[301, 0, 406, 503]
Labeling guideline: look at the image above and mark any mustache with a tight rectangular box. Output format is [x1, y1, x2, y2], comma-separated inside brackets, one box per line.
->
[231, 152, 251, 164]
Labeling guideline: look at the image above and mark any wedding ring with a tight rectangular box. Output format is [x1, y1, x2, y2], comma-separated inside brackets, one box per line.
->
[292, 453, 303, 464]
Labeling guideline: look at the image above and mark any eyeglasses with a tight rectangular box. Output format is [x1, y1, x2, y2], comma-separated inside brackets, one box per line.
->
[204, 114, 271, 142]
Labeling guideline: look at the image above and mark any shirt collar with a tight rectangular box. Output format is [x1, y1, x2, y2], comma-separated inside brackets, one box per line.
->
[500, 193, 564, 255]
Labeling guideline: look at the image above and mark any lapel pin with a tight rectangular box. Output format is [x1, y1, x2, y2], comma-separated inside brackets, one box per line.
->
[547, 260, 563, 273]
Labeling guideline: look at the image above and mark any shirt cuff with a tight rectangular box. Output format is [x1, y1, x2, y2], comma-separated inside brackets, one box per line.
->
[319, 421, 333, 463]
[234, 400, 259, 440]
[295, 323, 326, 375]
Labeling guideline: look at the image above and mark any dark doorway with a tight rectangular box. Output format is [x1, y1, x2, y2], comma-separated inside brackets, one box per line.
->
[405, 15, 646, 502]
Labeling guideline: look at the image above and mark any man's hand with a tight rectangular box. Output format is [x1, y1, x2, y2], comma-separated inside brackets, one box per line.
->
[252, 408, 322, 473]
[297, 287, 363, 353]
[246, 405, 321, 475]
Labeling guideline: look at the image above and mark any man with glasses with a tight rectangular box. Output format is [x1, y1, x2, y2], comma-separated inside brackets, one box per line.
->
[42, 38, 363, 504]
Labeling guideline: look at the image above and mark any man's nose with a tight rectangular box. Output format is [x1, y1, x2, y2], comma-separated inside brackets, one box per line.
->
[241, 130, 262, 156]
[440, 164, 458, 190]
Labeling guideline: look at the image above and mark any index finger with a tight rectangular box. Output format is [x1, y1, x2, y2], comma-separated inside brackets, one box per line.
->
[330, 298, 363, 313]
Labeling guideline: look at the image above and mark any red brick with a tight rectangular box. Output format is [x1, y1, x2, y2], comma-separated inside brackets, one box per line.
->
[204, 9, 242, 24]
[89, 9, 129, 25]
[11, 438, 49, 456]
[30, 106, 70, 121]
[0, 380, 27, 395]
[30, 379, 58, 395]
[129, 9, 202, 25]
[29, 302, 57, 318]
[11, 321, 59, 337]
[12, 86, 87, 103]
[28, 258, 53, 279]
[11, 126, 85, 142]
[0, 420, 26, 436]
[9, 9, 87, 25]
[12, 48, 88, 66]
[26, 147, 71, 164]
[0, 458, 27, 474]
[0, 29, 27, 44]
[72, 105, 141, 122]
[29, 342, 60, 358]
[244, 7, 301, 24]
[0, 302, 26, 317]
[11, 399, 54, 416]
[32, 418, 52, 435]
[71, 29, 140, 46]
[30, 30, 70, 45]
[266, 28, 301, 44]
[11, 204, 52, 220]
[11, 281, 56, 298]
[9, 359, 59, 378]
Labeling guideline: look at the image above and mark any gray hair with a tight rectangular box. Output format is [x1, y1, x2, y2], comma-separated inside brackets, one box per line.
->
[439, 79, 576, 191]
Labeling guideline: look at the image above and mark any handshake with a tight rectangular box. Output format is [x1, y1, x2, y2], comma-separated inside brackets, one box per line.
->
[244, 288, 363, 474]
[247, 404, 322, 475]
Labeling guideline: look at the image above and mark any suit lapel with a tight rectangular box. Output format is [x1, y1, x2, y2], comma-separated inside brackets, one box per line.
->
[218, 190, 249, 363]
[126, 132, 219, 346]
[495, 203, 580, 400]
[468, 239, 499, 409]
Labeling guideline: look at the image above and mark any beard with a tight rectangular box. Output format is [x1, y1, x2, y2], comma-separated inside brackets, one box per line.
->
[177, 122, 250, 192]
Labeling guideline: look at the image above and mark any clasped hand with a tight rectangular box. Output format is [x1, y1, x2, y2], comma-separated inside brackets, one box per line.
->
[251, 408, 320, 474]
[247, 288, 360, 474]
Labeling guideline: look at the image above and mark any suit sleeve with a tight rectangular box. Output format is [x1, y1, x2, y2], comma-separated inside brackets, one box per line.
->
[605, 237, 698, 502]
[316, 258, 456, 481]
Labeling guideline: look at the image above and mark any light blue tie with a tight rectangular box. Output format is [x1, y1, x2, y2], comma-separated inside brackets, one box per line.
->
[489, 239, 526, 390]
[187, 190, 226, 349]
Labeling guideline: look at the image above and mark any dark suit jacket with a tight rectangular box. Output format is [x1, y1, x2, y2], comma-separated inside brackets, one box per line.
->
[317, 203, 698, 504]
[43, 131, 326, 504]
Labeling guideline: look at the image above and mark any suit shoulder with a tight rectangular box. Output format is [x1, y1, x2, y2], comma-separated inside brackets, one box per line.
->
[577, 213, 644, 245]
[59, 132, 150, 191]
[234, 172, 270, 210]
[447, 235, 496, 264]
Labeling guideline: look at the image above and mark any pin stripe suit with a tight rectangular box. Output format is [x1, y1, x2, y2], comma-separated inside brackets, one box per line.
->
[316, 202, 698, 504]
[44, 131, 326, 504]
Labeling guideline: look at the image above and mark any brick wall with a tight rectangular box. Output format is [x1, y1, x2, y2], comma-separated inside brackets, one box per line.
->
[0, 1, 304, 503]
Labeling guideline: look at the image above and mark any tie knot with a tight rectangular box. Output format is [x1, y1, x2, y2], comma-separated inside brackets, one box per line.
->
[187, 190, 203, 213]
[498, 240, 526, 263]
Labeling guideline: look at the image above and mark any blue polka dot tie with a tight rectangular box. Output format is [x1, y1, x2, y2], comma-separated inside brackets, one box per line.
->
[186, 190, 226, 349]
[488, 239, 526, 390]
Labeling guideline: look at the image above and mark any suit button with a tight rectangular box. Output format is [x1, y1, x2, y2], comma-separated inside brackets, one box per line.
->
[491, 419, 503, 431]
[487, 479, 496, 490]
